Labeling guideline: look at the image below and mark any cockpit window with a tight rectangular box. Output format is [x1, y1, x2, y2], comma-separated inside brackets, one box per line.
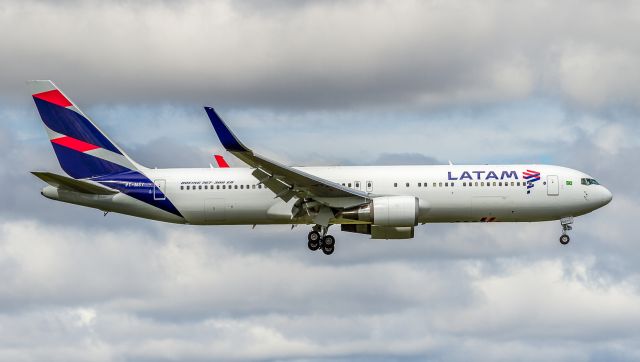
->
[581, 178, 600, 186]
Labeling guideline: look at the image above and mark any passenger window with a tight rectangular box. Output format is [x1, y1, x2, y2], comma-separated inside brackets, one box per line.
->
[186, 186, 190, 190]
[499, 182, 502, 186]
[355, 182, 360, 189]
[252, 185, 256, 189]
[481, 182, 484, 186]
[418, 183, 422, 187]
[180, 186, 184, 190]
[511, 182, 515, 186]
[217, 185, 220, 189]
[475, 182, 479, 186]
[348, 183, 352, 188]
[394, 183, 398, 187]
[451, 182, 455, 187]
[463, 182, 466, 186]
[492, 182, 496, 186]
[406, 182, 410, 187]
[367, 182, 372, 188]
[433, 183, 436, 187]
[439, 182, 442, 187]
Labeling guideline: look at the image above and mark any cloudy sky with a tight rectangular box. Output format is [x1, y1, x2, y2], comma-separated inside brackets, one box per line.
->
[1, 0, 639, 361]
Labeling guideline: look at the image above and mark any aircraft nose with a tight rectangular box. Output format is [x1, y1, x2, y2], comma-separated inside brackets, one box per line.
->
[598, 187, 613, 207]
[604, 187, 613, 204]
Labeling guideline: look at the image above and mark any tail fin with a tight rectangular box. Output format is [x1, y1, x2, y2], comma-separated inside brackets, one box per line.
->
[213, 154, 230, 168]
[28, 80, 142, 179]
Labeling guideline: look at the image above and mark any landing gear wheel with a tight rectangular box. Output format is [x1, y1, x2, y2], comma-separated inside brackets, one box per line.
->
[322, 245, 334, 255]
[308, 231, 321, 243]
[559, 234, 570, 245]
[308, 239, 320, 251]
[322, 235, 335, 247]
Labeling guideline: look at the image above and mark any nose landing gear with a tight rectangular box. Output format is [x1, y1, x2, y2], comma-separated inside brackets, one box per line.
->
[559, 217, 573, 245]
[307, 225, 335, 255]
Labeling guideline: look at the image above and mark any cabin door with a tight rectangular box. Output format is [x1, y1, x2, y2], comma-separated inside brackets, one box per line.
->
[547, 175, 559, 196]
[153, 179, 166, 200]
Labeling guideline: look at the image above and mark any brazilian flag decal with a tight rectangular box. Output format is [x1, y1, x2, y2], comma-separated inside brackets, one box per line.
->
[566, 180, 573, 186]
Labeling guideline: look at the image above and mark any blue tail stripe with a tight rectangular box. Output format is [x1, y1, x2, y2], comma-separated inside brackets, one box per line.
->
[34, 98, 122, 154]
[91, 171, 183, 218]
[52, 143, 131, 179]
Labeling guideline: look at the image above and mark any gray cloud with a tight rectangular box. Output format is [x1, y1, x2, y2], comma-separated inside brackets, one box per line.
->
[1, 0, 639, 111]
[1, 1, 640, 361]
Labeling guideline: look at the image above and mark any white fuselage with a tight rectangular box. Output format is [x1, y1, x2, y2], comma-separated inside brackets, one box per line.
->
[43, 164, 612, 226]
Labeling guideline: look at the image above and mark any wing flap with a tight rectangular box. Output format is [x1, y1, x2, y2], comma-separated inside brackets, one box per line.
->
[32, 171, 118, 195]
[252, 168, 297, 202]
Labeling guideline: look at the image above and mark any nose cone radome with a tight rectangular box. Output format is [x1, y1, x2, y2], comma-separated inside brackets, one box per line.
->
[597, 187, 613, 208]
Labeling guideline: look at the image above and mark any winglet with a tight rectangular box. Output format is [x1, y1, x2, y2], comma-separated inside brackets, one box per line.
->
[205, 107, 249, 152]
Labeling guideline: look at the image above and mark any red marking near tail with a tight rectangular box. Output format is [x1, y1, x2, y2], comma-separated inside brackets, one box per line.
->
[33, 89, 72, 108]
[51, 136, 99, 152]
[214, 155, 230, 168]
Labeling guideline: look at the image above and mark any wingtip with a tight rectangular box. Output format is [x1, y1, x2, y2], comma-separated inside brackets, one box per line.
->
[204, 107, 249, 153]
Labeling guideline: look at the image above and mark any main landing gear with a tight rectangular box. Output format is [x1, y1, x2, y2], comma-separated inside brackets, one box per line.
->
[559, 217, 573, 245]
[307, 225, 336, 255]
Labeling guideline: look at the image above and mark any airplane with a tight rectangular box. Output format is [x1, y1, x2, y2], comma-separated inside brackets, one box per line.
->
[29, 80, 613, 255]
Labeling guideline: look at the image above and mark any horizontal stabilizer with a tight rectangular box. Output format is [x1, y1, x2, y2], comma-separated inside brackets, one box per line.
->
[32, 171, 118, 195]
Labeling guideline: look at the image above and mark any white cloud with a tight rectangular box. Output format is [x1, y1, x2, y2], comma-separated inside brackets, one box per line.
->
[1, 218, 640, 361]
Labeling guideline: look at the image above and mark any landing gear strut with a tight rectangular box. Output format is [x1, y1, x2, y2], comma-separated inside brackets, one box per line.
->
[307, 225, 336, 255]
[559, 217, 573, 245]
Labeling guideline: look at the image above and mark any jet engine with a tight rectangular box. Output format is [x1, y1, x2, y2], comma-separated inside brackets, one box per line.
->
[340, 195, 421, 227]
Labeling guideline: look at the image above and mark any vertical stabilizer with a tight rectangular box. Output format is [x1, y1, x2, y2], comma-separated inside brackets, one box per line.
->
[28, 80, 144, 179]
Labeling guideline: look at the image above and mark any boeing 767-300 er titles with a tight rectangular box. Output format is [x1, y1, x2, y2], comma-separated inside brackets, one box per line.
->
[29, 81, 612, 255]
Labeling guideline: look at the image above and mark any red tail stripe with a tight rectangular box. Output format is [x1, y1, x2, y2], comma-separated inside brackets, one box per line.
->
[51, 136, 100, 152]
[214, 154, 230, 168]
[33, 89, 73, 108]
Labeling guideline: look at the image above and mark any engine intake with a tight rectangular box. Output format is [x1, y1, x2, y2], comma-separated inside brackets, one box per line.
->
[340, 196, 420, 227]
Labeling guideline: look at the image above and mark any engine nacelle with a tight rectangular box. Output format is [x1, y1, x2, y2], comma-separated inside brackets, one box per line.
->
[341, 224, 414, 239]
[340, 195, 419, 227]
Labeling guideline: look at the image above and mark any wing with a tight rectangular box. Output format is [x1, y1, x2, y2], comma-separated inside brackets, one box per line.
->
[205, 107, 369, 207]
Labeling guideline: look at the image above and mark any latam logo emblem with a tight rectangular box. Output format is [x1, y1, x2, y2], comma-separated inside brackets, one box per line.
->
[523, 169, 541, 194]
